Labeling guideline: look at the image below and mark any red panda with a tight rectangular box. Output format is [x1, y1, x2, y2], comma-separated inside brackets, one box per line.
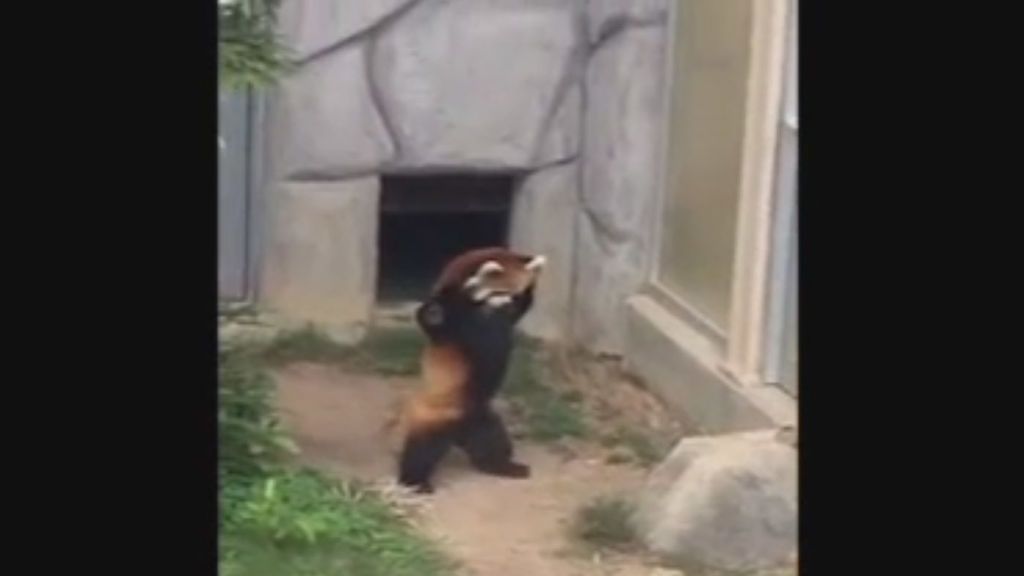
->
[395, 247, 546, 493]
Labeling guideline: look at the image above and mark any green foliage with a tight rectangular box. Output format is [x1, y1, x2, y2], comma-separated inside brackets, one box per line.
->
[504, 336, 587, 441]
[525, 395, 588, 441]
[257, 326, 357, 367]
[219, 0, 293, 89]
[221, 469, 453, 576]
[249, 324, 424, 375]
[601, 426, 664, 467]
[357, 326, 425, 376]
[219, 335, 454, 576]
[572, 496, 638, 552]
[219, 344, 297, 480]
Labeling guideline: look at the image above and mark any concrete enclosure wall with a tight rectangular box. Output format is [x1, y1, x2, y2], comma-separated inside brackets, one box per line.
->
[259, 0, 672, 351]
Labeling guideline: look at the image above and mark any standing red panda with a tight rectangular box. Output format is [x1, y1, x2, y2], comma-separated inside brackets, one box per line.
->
[395, 247, 546, 493]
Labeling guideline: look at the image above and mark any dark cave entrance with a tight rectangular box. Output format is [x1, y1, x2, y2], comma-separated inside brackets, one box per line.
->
[376, 173, 516, 302]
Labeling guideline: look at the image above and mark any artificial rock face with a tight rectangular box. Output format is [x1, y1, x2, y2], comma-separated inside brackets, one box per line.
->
[261, 0, 672, 353]
[573, 22, 667, 353]
[269, 41, 397, 179]
[261, 178, 380, 330]
[371, 0, 581, 169]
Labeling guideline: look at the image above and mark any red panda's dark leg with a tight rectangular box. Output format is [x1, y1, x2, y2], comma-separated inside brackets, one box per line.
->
[398, 428, 455, 493]
[456, 410, 531, 479]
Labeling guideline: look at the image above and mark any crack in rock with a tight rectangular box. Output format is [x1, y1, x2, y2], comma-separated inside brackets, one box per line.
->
[293, 0, 424, 68]
[365, 33, 403, 161]
[590, 14, 666, 54]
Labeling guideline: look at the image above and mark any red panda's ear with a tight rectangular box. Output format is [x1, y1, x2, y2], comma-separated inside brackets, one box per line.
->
[464, 260, 504, 289]
[525, 255, 546, 272]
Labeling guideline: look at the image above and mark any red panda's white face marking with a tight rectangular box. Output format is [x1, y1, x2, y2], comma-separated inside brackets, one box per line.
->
[460, 254, 546, 306]
[484, 294, 514, 309]
[430, 247, 546, 314]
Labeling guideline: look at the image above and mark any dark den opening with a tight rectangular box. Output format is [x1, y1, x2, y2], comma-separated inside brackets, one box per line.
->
[377, 174, 514, 302]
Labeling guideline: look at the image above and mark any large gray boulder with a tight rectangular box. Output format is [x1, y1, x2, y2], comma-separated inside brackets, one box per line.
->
[572, 24, 667, 353]
[633, 429, 798, 573]
[370, 0, 581, 169]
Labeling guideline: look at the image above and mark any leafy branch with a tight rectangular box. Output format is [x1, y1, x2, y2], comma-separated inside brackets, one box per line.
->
[218, 0, 294, 90]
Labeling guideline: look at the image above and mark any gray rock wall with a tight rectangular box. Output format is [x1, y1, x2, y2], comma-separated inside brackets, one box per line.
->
[573, 3, 669, 353]
[371, 0, 582, 169]
[269, 41, 396, 179]
[261, 178, 380, 330]
[261, 0, 671, 352]
[508, 161, 579, 341]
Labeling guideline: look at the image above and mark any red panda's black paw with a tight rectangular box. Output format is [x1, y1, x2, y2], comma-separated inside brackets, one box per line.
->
[398, 478, 435, 494]
[502, 461, 531, 479]
[411, 482, 434, 494]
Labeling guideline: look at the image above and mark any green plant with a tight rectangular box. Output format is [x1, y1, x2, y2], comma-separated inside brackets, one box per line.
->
[602, 426, 663, 467]
[225, 470, 367, 545]
[604, 451, 634, 465]
[250, 324, 425, 374]
[572, 496, 638, 552]
[219, 336, 454, 576]
[257, 326, 356, 367]
[219, 344, 297, 481]
[219, 301, 259, 322]
[504, 336, 587, 441]
[221, 469, 454, 576]
[525, 395, 587, 441]
[357, 326, 424, 376]
[219, 0, 293, 90]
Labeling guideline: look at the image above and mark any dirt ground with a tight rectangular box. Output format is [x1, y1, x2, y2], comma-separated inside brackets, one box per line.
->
[273, 361, 684, 576]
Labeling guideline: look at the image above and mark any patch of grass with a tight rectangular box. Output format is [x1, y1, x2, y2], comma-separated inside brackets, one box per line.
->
[219, 301, 260, 322]
[219, 333, 454, 576]
[258, 326, 357, 367]
[604, 451, 634, 465]
[219, 345, 298, 479]
[230, 324, 425, 375]
[525, 396, 587, 441]
[357, 325, 424, 376]
[601, 426, 664, 467]
[558, 389, 585, 404]
[572, 496, 638, 552]
[221, 469, 453, 576]
[504, 335, 587, 442]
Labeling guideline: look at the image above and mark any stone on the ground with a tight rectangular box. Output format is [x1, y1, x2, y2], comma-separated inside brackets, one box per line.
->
[632, 429, 797, 573]
[261, 178, 380, 330]
[268, 42, 396, 179]
[573, 25, 667, 353]
[371, 0, 579, 169]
